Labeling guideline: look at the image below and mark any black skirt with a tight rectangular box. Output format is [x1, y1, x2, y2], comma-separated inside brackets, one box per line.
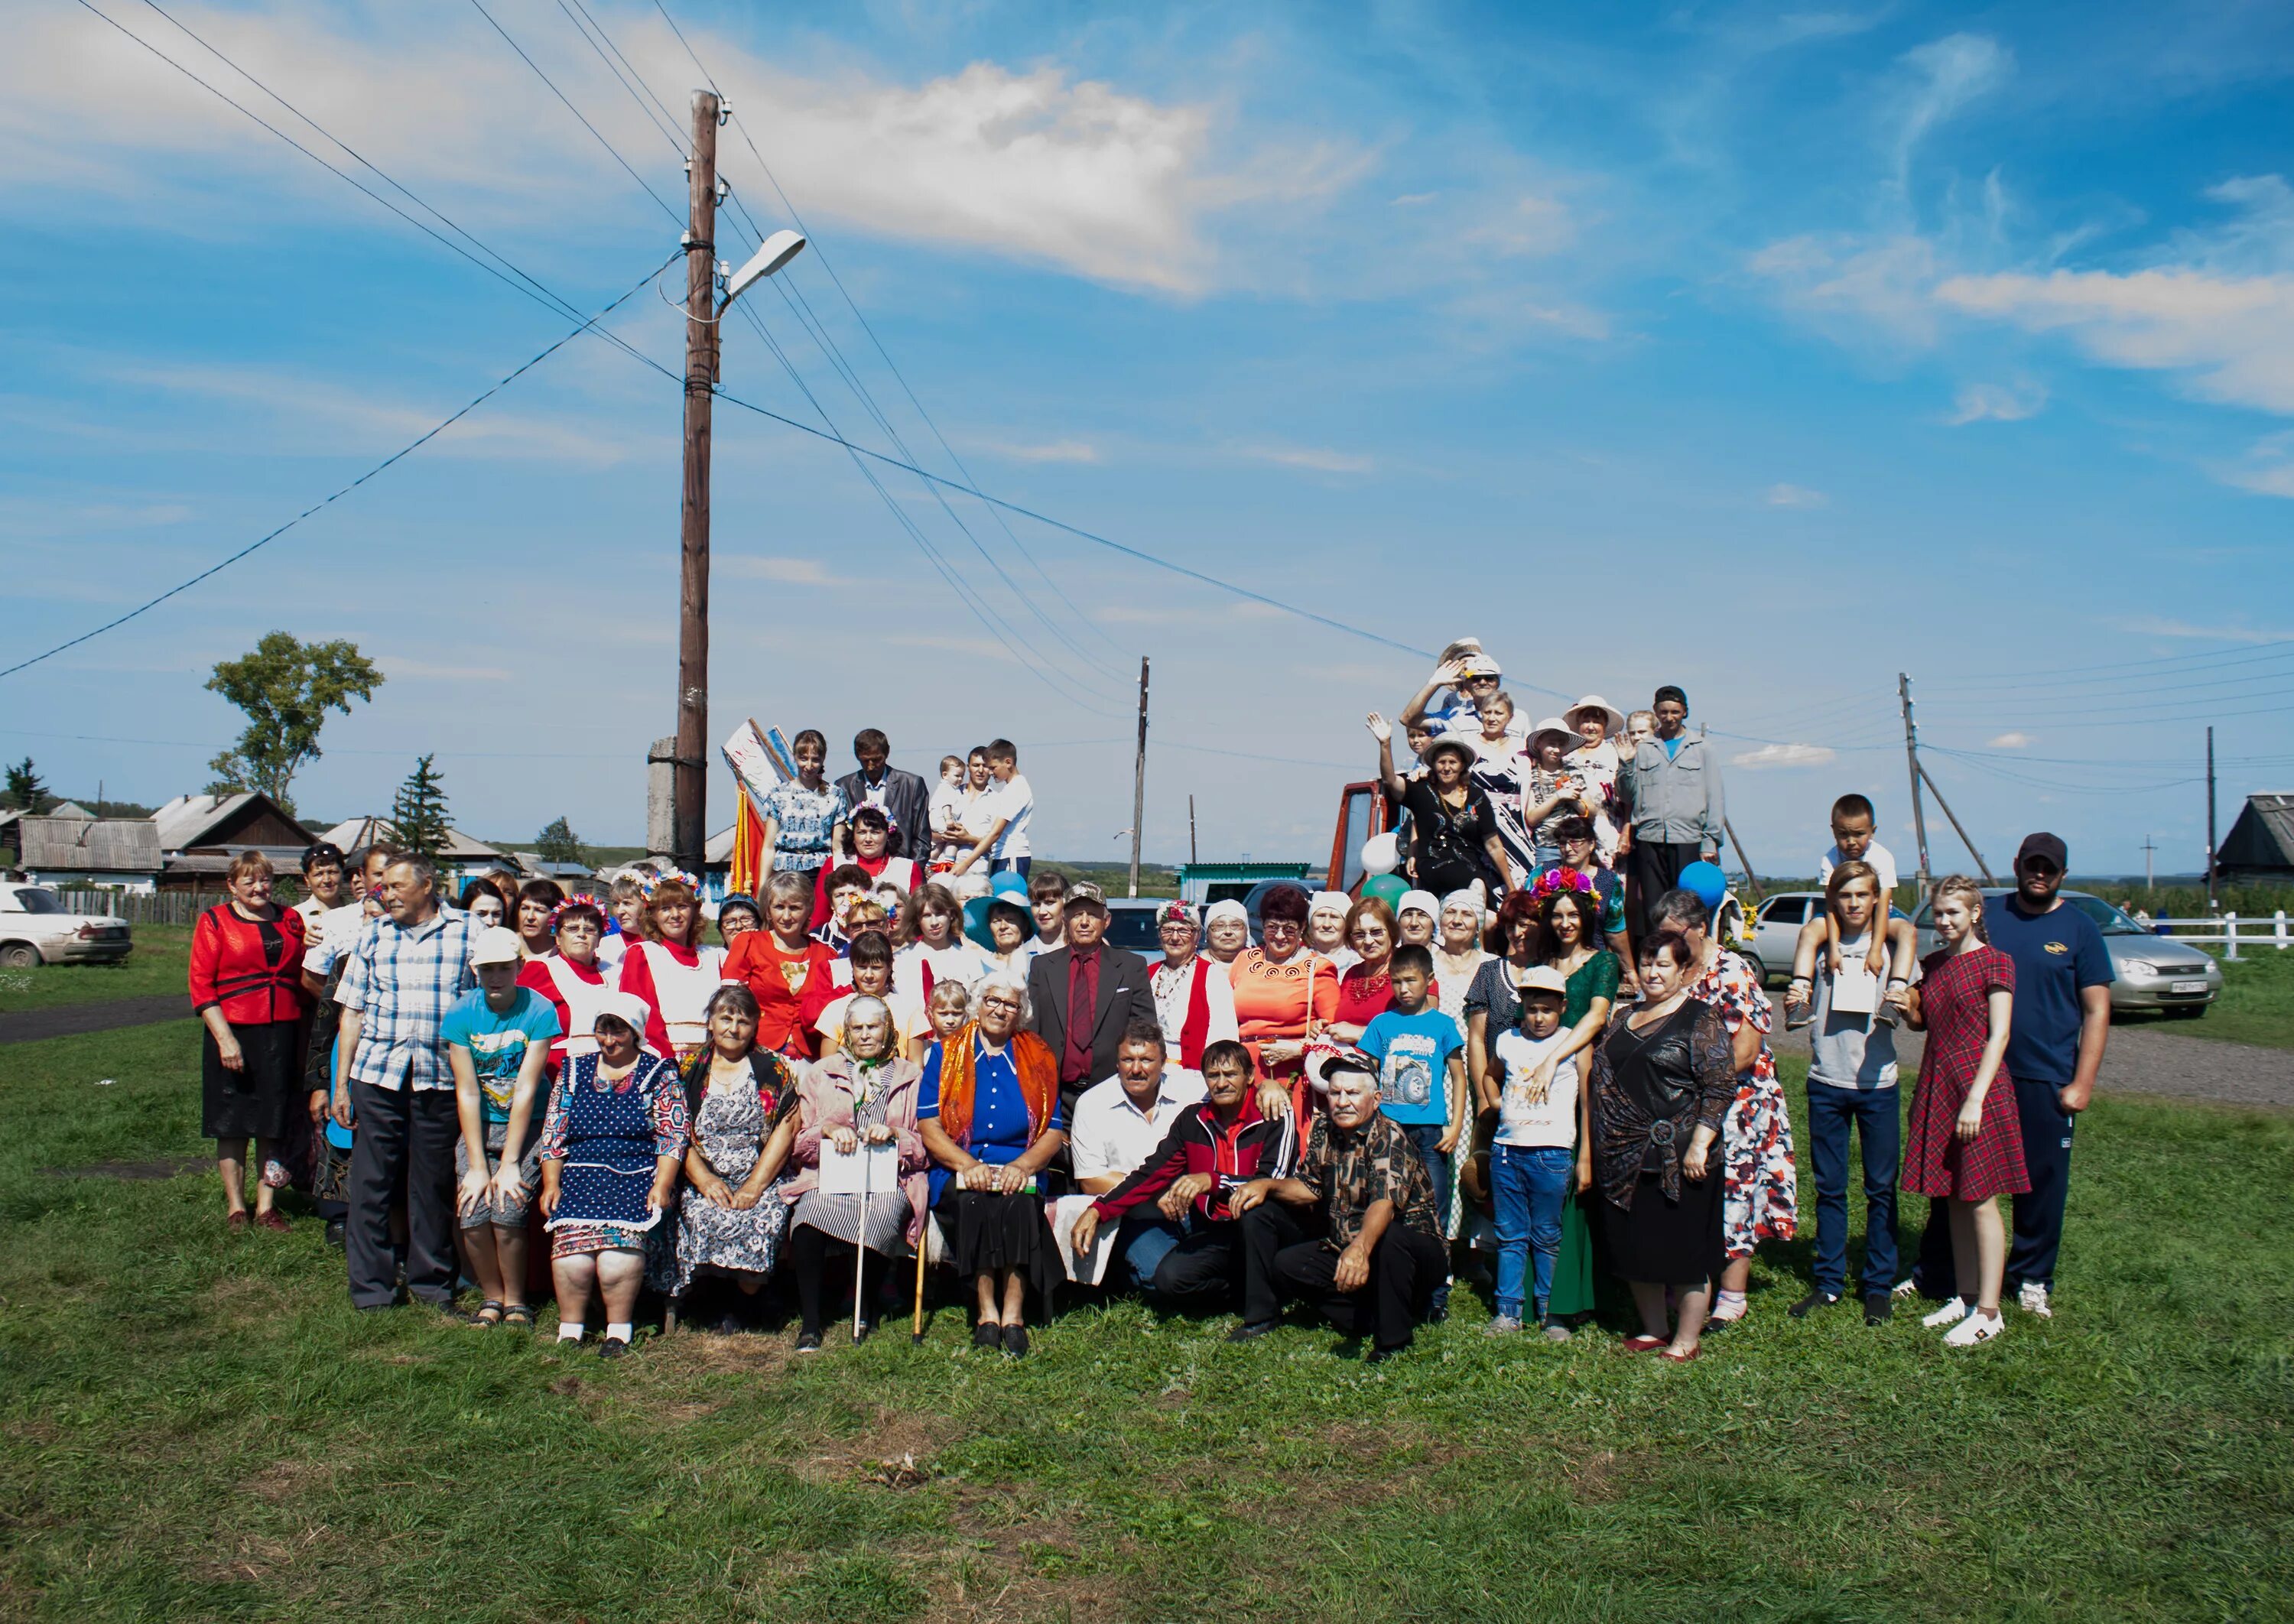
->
[201, 1021, 302, 1140]
[1595, 1169, 1724, 1288]
[937, 1187, 1063, 1299]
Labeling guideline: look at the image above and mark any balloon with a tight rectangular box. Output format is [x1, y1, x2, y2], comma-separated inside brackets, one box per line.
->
[1360, 873, 1409, 910]
[1360, 832, 1400, 877]
[962, 895, 997, 949]
[1678, 860, 1728, 911]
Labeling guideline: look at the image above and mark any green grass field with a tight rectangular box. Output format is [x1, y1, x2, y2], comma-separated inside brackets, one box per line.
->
[0, 924, 191, 1013]
[2179, 947, 2294, 1051]
[3, 1021, 2289, 1620]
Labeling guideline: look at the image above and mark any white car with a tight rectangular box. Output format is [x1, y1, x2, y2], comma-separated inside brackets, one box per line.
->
[0, 882, 134, 968]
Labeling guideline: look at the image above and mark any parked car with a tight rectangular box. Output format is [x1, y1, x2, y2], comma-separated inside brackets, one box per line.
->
[1101, 897, 1165, 954]
[0, 882, 134, 968]
[1909, 888, 2221, 1018]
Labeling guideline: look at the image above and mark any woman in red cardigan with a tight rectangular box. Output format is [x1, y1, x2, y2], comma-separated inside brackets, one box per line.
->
[188, 851, 307, 1232]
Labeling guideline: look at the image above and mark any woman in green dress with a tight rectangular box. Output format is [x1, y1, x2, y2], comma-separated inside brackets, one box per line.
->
[1529, 874, 1619, 1324]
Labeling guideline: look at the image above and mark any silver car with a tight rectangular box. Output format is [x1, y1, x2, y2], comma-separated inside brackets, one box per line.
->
[1909, 888, 2222, 1018]
[1742, 892, 1824, 987]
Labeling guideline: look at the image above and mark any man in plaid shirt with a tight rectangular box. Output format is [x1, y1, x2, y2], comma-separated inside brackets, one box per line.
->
[331, 856, 481, 1310]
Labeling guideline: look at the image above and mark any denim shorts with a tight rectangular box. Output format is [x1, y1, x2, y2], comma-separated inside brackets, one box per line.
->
[453, 1128, 541, 1231]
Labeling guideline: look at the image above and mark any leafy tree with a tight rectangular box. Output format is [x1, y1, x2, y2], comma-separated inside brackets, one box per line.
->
[204, 632, 382, 816]
[2, 758, 54, 814]
[535, 816, 586, 866]
[389, 755, 452, 862]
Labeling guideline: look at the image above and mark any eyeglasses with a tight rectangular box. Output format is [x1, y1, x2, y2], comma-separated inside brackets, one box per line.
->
[978, 996, 1020, 1012]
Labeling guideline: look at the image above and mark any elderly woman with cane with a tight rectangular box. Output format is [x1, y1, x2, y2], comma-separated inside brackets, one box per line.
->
[918, 971, 1067, 1357]
[781, 996, 930, 1352]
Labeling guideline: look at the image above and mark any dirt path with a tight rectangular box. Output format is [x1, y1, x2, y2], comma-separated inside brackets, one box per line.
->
[1771, 1021, 2294, 1109]
[0, 997, 190, 1046]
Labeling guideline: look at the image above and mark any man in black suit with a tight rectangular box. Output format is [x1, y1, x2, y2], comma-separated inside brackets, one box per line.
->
[833, 727, 930, 863]
[1027, 884, 1154, 1116]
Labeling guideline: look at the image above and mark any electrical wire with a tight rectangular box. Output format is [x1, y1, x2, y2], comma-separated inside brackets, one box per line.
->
[0, 253, 680, 684]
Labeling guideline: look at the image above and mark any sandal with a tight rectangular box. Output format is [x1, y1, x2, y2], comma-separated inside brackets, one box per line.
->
[502, 1304, 535, 1329]
[467, 1301, 505, 1328]
[1617, 1333, 1667, 1354]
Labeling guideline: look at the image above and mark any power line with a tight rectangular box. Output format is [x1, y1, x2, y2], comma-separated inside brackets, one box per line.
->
[1920, 637, 2294, 692]
[0, 254, 679, 684]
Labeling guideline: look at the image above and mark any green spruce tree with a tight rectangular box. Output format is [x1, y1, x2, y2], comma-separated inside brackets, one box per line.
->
[389, 755, 452, 862]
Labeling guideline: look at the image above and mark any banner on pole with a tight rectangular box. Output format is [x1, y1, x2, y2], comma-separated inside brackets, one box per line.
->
[720, 717, 789, 809]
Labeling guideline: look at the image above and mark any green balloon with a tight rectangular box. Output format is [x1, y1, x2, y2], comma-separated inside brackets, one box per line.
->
[1360, 874, 1409, 909]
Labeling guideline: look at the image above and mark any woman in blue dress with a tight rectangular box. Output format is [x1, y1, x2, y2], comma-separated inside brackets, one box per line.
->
[538, 991, 688, 1359]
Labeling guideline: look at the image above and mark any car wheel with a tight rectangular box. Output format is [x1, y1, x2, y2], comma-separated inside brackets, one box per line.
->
[0, 943, 39, 970]
[1740, 953, 1768, 987]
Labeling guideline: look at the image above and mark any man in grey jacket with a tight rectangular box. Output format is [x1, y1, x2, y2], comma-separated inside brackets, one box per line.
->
[1620, 684, 1724, 944]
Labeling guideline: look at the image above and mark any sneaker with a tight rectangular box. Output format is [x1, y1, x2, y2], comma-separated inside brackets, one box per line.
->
[2017, 1281, 2053, 1320]
[1483, 1314, 1524, 1337]
[1783, 981, 1815, 1031]
[1891, 1277, 1919, 1299]
[1541, 1319, 1574, 1343]
[1789, 1290, 1840, 1319]
[596, 1337, 631, 1361]
[794, 1331, 824, 1354]
[1227, 1318, 1279, 1344]
[1863, 1291, 1893, 1326]
[1920, 1296, 1970, 1330]
[323, 1219, 346, 1251]
[1943, 1308, 2004, 1347]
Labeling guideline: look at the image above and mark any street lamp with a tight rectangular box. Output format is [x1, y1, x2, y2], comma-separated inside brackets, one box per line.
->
[720, 229, 805, 310]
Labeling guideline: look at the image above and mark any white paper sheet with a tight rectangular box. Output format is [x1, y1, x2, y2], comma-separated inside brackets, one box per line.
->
[817, 1141, 901, 1197]
[1051, 1194, 1116, 1285]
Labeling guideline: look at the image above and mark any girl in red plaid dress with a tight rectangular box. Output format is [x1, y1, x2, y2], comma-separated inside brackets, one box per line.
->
[1903, 876, 2024, 1346]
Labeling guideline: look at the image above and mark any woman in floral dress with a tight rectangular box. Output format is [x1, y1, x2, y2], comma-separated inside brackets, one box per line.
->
[1648, 887, 1796, 1328]
[656, 986, 801, 1332]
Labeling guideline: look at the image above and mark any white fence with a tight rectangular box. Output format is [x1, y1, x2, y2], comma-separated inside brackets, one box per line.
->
[2153, 913, 2291, 960]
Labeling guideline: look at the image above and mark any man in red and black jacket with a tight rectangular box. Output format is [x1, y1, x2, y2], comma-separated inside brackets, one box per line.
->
[1070, 1038, 1299, 1309]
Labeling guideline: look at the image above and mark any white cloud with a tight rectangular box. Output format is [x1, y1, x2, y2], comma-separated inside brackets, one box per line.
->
[1748, 233, 1943, 346]
[1946, 380, 2047, 424]
[2117, 616, 2294, 644]
[1766, 482, 1828, 508]
[1888, 34, 2013, 189]
[1234, 443, 1376, 475]
[1731, 742, 1837, 768]
[980, 439, 1102, 464]
[1987, 731, 2032, 749]
[0, 5, 1349, 296]
[722, 556, 859, 587]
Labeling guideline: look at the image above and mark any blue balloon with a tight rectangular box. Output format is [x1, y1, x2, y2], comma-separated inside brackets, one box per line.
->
[962, 895, 998, 949]
[1678, 860, 1728, 910]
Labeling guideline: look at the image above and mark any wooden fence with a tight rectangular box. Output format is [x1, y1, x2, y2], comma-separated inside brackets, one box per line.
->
[51, 890, 216, 926]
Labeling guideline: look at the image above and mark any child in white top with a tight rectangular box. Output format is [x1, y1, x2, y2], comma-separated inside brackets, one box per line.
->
[1786, 793, 1917, 1029]
[1482, 966, 1582, 1340]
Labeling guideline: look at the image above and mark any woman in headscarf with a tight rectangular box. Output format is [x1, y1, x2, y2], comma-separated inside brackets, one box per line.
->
[518, 895, 612, 1073]
[1147, 900, 1239, 1072]
[1305, 892, 1359, 973]
[657, 985, 800, 1334]
[537, 992, 688, 1359]
[781, 996, 931, 1351]
[1431, 888, 1493, 1038]
[189, 850, 307, 1231]
[1228, 884, 1340, 1087]
[814, 930, 931, 1062]
[615, 872, 726, 1065]
[918, 971, 1067, 1356]
[1202, 899, 1251, 977]
[714, 894, 762, 950]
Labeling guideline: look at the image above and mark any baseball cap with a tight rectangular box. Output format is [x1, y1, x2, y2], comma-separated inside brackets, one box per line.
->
[1514, 964, 1568, 996]
[2015, 832, 2068, 871]
[469, 924, 525, 966]
[301, 840, 344, 873]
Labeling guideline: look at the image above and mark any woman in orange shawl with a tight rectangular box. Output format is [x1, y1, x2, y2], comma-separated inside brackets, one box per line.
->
[917, 970, 1068, 1358]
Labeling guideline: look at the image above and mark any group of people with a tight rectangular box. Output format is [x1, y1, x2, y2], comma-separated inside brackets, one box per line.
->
[184, 652, 2113, 1363]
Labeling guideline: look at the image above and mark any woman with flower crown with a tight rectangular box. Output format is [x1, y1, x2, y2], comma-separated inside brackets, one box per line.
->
[614, 871, 726, 1064]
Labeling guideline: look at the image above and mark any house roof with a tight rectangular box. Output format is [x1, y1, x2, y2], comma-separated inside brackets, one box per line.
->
[48, 801, 93, 819]
[312, 816, 506, 861]
[19, 816, 163, 873]
[2220, 792, 2294, 870]
[151, 791, 309, 851]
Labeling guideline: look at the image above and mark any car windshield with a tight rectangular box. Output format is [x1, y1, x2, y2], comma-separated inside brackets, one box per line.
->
[2066, 895, 2146, 935]
[1102, 908, 1162, 952]
[11, 888, 64, 914]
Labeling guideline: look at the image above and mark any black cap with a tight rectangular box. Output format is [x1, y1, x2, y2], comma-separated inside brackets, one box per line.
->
[301, 840, 344, 872]
[2015, 832, 2068, 870]
[1653, 684, 1688, 709]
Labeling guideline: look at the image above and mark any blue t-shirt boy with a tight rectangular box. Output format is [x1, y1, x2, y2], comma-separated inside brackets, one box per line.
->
[1360, 1007, 1464, 1127]
[439, 986, 560, 1130]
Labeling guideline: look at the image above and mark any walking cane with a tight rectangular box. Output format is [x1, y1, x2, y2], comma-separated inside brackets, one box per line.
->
[853, 1156, 872, 1346]
[911, 1207, 930, 1343]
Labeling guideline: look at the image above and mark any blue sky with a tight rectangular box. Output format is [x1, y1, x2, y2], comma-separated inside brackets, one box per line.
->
[5, 0, 2292, 877]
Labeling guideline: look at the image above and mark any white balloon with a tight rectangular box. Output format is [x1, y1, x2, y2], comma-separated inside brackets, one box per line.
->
[1360, 832, 1400, 876]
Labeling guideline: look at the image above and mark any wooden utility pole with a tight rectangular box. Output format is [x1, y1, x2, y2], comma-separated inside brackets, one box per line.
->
[2205, 725, 2218, 914]
[1897, 673, 1932, 892]
[672, 89, 721, 878]
[1127, 657, 1150, 897]
[1915, 759, 1995, 885]
[2142, 833, 2156, 895]
[1188, 794, 1198, 865]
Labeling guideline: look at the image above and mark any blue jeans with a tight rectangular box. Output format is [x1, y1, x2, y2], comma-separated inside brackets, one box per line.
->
[1807, 1082, 1900, 1295]
[989, 856, 1031, 881]
[1116, 1214, 1187, 1292]
[1398, 1120, 1453, 1312]
[1490, 1143, 1574, 1317]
